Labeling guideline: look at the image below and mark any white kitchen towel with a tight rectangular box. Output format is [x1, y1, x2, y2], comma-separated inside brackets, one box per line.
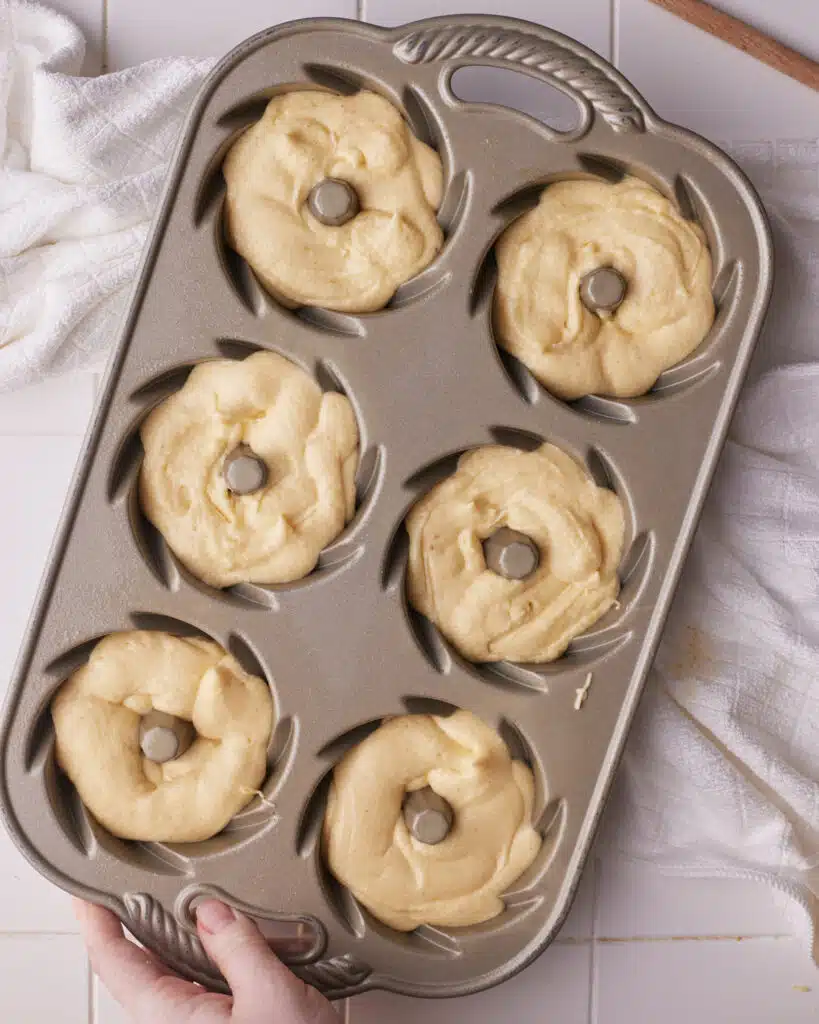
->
[0, 0, 213, 391]
[2, 2, 818, 962]
[599, 177, 819, 961]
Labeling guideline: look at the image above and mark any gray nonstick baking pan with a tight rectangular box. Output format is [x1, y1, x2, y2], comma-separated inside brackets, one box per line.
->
[0, 14, 772, 1001]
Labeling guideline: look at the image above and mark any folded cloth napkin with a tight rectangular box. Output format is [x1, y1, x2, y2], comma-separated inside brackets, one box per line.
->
[0, 0, 213, 391]
[3, 2, 818, 961]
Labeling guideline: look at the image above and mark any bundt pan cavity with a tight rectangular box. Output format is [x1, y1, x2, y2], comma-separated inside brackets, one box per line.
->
[0, 14, 771, 1001]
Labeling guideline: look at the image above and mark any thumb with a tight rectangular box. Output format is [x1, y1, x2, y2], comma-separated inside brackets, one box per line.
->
[195, 901, 333, 1022]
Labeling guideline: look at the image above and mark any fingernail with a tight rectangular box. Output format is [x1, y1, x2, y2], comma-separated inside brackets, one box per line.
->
[196, 900, 236, 935]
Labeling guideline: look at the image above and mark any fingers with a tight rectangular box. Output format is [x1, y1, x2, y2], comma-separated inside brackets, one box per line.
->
[74, 899, 221, 1023]
[76, 897, 336, 1024]
[74, 899, 169, 1006]
[195, 901, 289, 1005]
[196, 901, 335, 1022]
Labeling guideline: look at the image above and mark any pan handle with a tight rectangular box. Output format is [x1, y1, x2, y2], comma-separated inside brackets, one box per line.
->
[120, 892, 371, 1000]
[394, 19, 646, 134]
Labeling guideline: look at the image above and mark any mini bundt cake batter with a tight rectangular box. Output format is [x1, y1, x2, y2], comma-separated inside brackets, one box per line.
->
[139, 351, 359, 588]
[323, 710, 542, 930]
[223, 89, 444, 312]
[51, 631, 274, 843]
[406, 444, 625, 663]
[494, 176, 715, 399]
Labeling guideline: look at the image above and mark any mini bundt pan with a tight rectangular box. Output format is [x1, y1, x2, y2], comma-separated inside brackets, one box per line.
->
[0, 15, 771, 1002]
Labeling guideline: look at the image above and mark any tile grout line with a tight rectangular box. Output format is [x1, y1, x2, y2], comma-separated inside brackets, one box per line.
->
[0, 930, 83, 936]
[87, 958, 96, 1024]
[0, 928, 789, 941]
[0, 432, 89, 439]
[101, 0, 109, 73]
[588, 856, 602, 1024]
[611, 0, 621, 67]
[596, 933, 794, 944]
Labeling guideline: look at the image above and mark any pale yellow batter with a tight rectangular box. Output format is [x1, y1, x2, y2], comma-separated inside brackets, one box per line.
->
[494, 176, 715, 400]
[223, 89, 444, 312]
[323, 711, 542, 930]
[139, 351, 359, 588]
[51, 631, 274, 843]
[406, 444, 625, 663]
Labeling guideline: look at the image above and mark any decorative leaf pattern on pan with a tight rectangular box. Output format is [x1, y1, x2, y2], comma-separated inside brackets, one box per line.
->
[294, 954, 371, 992]
[394, 27, 644, 133]
[123, 894, 215, 977]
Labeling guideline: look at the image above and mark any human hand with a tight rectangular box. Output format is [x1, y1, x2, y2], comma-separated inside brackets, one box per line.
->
[74, 898, 338, 1023]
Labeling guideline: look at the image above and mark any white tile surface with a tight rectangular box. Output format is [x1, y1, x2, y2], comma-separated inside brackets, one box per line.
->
[595, 858, 794, 939]
[0, 935, 89, 1024]
[0, 374, 95, 436]
[106, 0, 358, 69]
[0, 828, 78, 933]
[354, 942, 592, 1024]
[595, 937, 819, 1023]
[0, 431, 87, 936]
[0, 435, 85, 687]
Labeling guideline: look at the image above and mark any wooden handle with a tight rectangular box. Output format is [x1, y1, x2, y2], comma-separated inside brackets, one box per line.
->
[648, 0, 819, 92]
